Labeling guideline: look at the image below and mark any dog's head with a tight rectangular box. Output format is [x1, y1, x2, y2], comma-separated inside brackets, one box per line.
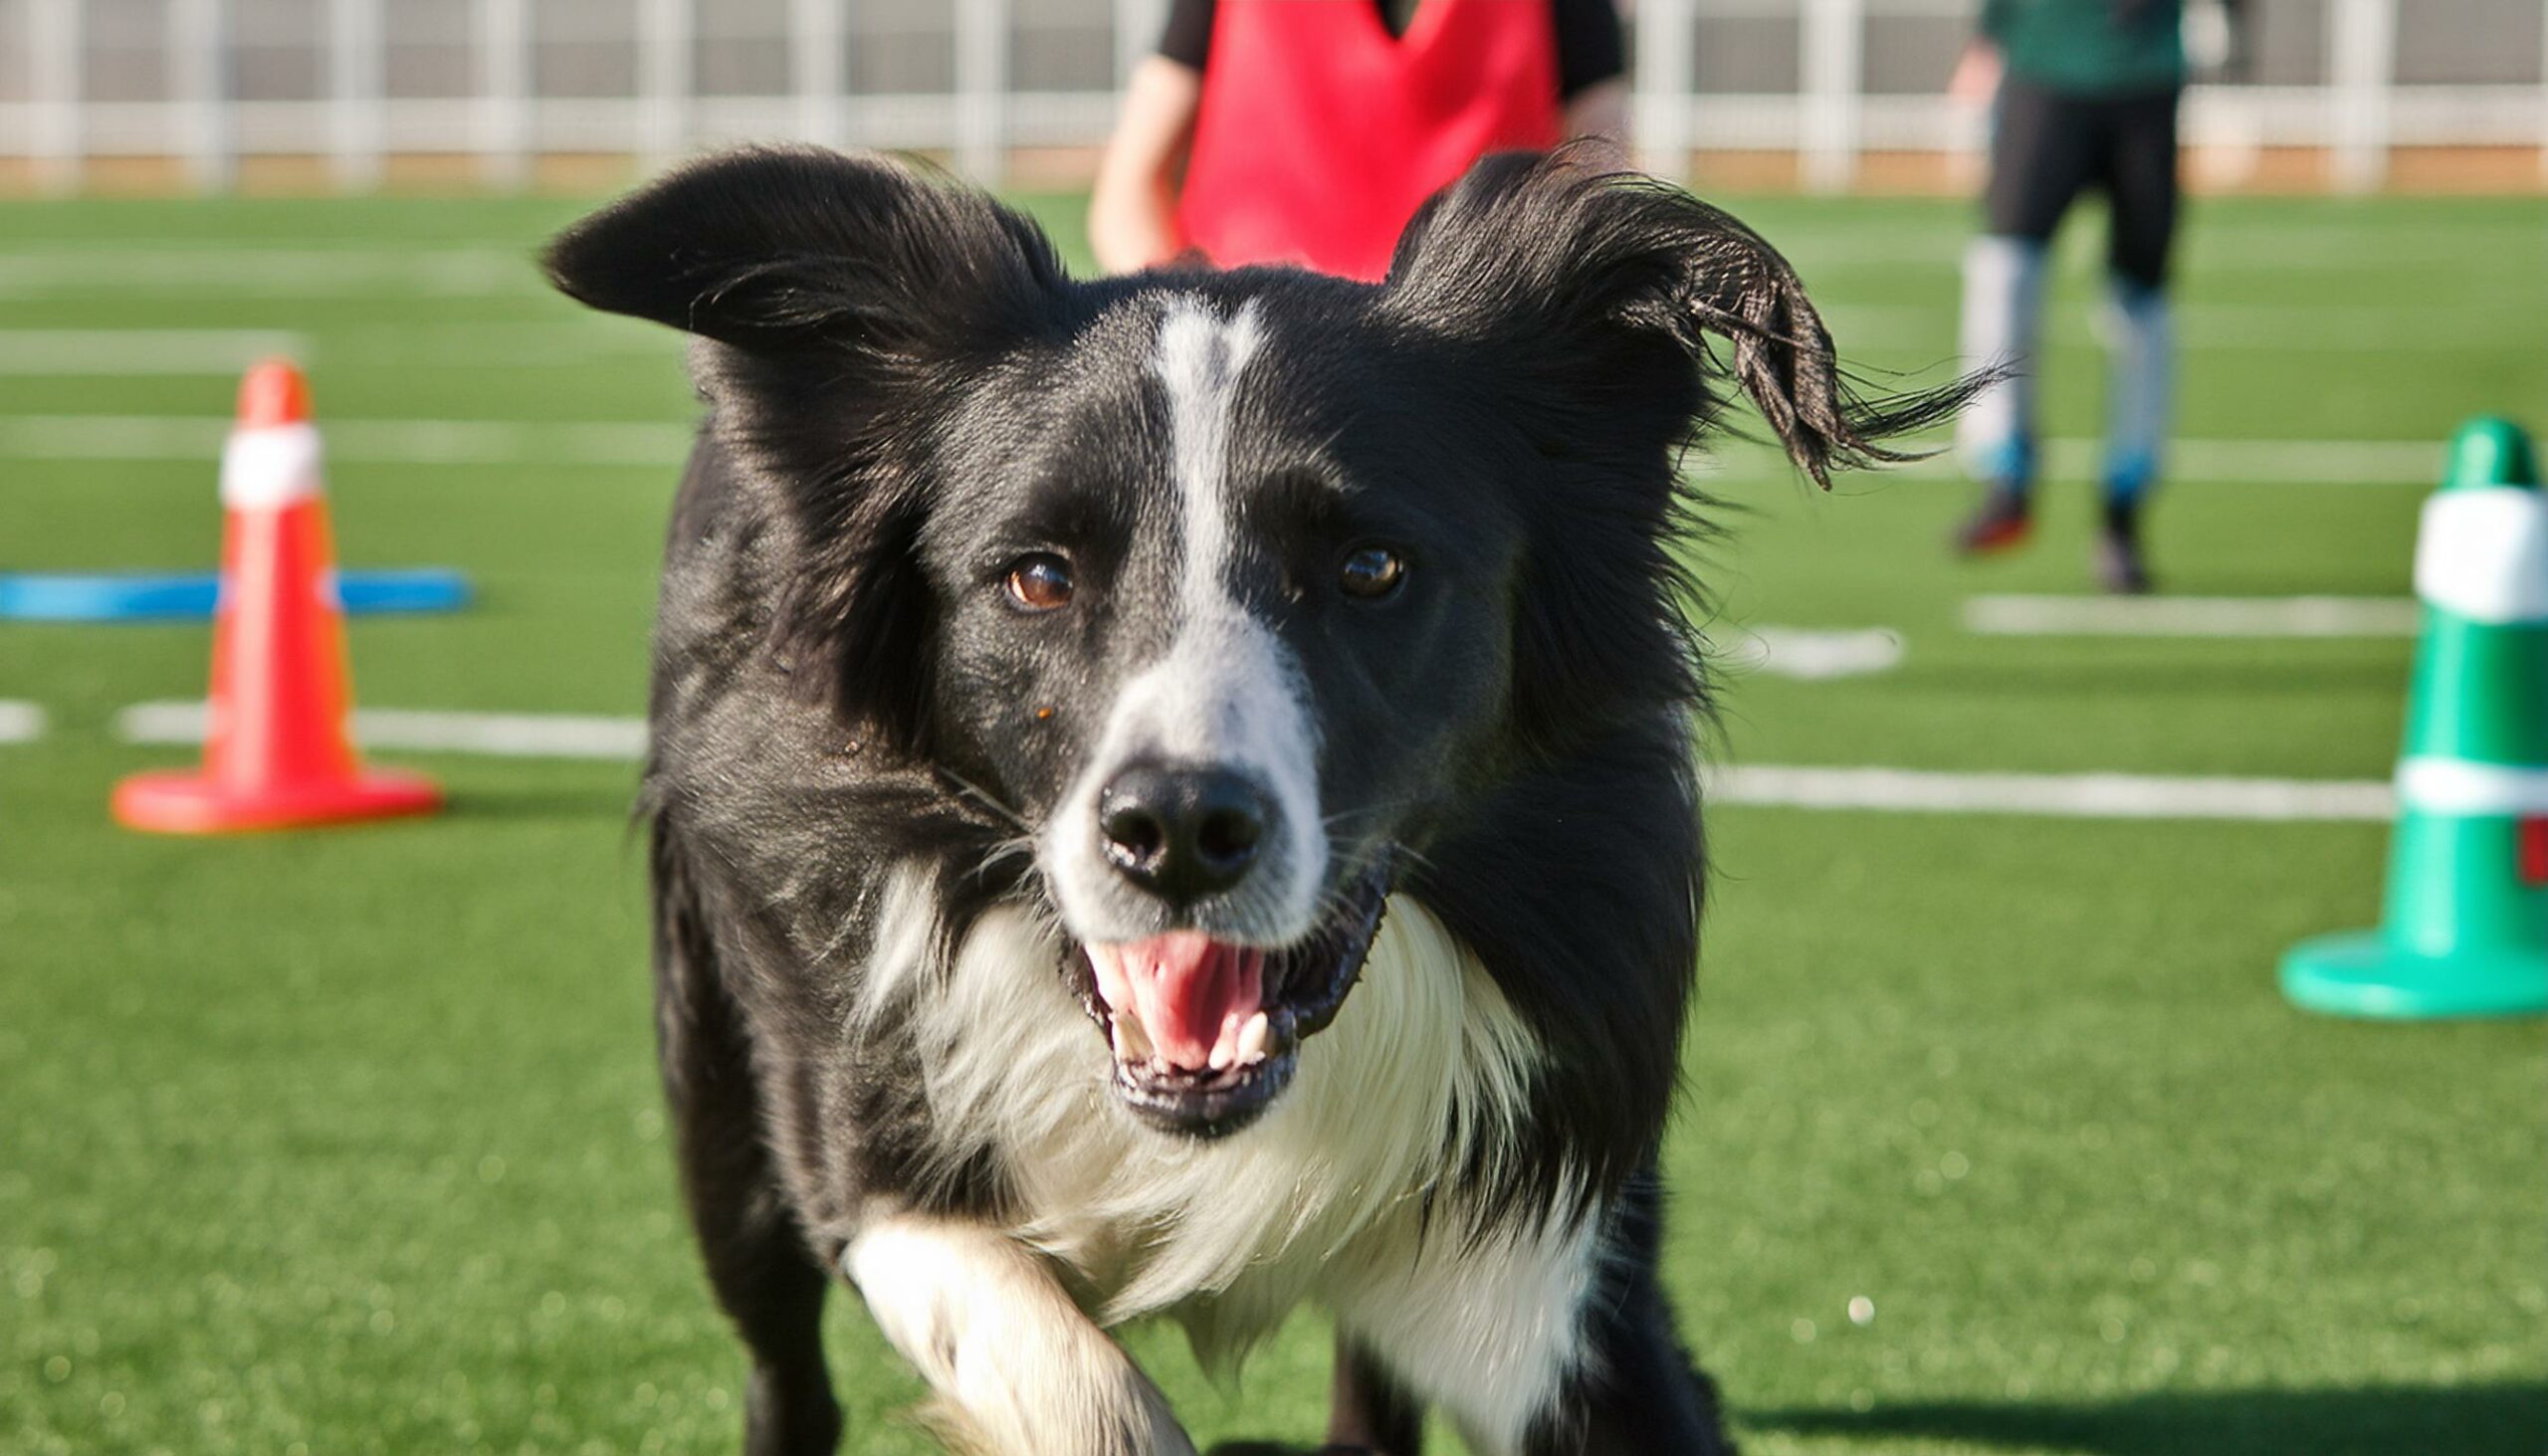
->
[549, 148, 1958, 1139]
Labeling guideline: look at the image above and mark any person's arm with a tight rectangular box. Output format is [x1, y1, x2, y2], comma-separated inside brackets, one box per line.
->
[1088, 57, 1203, 275]
[1949, 3, 2009, 104]
[1951, 0, 2012, 100]
[1562, 77, 1629, 167]
[1552, 0, 1628, 165]
[1948, 38, 2004, 103]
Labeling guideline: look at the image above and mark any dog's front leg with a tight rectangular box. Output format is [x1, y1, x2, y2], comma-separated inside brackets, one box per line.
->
[1331, 1189, 1733, 1456]
[847, 1216, 1194, 1456]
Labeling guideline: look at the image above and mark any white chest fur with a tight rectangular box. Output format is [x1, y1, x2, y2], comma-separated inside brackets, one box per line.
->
[855, 882, 1600, 1454]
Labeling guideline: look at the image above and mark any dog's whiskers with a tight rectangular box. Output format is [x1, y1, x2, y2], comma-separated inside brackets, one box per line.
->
[1321, 798, 1422, 835]
[972, 833, 1040, 884]
[936, 767, 1032, 835]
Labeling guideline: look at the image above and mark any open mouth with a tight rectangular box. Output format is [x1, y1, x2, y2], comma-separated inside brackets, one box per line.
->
[1066, 859, 1391, 1139]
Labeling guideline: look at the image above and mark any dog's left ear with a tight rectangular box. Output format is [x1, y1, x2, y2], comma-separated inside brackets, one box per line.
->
[1380, 151, 1971, 486]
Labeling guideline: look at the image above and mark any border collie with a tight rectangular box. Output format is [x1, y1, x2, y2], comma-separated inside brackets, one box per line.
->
[544, 146, 1963, 1456]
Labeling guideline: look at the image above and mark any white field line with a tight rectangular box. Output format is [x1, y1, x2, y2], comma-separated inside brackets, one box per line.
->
[16, 225, 2429, 290]
[1, 220, 2528, 297]
[0, 328, 308, 374]
[0, 248, 540, 297]
[0, 414, 695, 466]
[0, 413, 2443, 484]
[0, 323, 669, 373]
[2150, 439, 2440, 485]
[1819, 303, 2534, 354]
[1706, 435, 2440, 486]
[116, 702, 647, 760]
[1708, 764, 2395, 821]
[0, 312, 2501, 375]
[0, 228, 2519, 340]
[1778, 221, 2546, 274]
[1715, 625, 1904, 680]
[0, 701, 46, 744]
[1966, 595, 2422, 639]
[109, 699, 2392, 821]
[0, 299, 2507, 363]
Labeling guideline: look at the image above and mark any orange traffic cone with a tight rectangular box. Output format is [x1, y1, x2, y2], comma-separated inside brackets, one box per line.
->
[112, 361, 441, 833]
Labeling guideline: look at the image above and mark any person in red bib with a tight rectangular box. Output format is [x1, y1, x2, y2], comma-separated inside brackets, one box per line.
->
[1090, 0, 1627, 281]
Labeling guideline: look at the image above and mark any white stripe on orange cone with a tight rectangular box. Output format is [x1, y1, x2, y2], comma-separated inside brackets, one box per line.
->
[218, 358, 324, 511]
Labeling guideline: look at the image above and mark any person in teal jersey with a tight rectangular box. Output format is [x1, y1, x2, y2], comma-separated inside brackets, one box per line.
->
[1986, 0, 2191, 93]
[1949, 0, 2247, 592]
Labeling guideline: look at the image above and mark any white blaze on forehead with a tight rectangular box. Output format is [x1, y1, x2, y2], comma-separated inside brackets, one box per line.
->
[1039, 295, 1326, 944]
[1152, 295, 1264, 615]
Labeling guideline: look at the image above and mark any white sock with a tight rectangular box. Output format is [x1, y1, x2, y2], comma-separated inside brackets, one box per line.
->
[1957, 235, 2047, 490]
[2103, 276, 2173, 504]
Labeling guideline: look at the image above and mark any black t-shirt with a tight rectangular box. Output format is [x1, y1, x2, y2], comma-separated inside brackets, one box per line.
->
[1158, 0, 1625, 102]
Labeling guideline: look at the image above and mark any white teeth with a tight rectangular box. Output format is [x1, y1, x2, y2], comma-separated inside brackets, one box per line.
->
[1208, 1039, 1234, 1073]
[1088, 947, 1133, 1019]
[1110, 1010, 1154, 1065]
[1235, 1010, 1271, 1066]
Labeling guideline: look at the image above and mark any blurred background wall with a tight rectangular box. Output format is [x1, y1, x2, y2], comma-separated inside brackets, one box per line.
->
[0, 0, 2540, 194]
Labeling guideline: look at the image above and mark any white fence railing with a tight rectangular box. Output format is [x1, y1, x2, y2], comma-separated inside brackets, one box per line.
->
[2, 0, 2543, 195]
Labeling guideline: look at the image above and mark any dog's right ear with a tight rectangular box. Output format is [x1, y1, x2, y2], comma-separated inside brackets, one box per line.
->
[541, 145, 1066, 356]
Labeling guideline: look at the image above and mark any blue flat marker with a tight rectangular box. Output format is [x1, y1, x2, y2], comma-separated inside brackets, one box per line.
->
[0, 568, 472, 622]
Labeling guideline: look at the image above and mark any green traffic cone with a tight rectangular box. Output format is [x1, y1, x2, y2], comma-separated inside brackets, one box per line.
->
[2281, 417, 2548, 1018]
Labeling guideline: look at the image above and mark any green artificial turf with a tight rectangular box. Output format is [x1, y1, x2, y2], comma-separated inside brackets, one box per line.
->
[2, 182, 2542, 1455]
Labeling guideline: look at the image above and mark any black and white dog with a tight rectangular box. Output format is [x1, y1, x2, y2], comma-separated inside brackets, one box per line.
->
[545, 147, 1960, 1456]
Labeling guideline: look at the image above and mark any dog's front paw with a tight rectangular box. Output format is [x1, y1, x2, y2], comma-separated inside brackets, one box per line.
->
[926, 1370, 1193, 1456]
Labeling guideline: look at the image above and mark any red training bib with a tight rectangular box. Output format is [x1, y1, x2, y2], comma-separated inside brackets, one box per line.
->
[1177, 0, 1563, 282]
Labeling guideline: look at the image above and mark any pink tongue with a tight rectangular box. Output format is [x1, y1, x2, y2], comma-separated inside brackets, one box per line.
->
[1091, 932, 1265, 1071]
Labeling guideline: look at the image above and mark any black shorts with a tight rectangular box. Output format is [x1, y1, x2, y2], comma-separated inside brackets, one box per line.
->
[1986, 78, 2181, 290]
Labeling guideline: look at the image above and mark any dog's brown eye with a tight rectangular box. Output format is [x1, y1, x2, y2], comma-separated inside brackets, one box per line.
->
[1339, 546, 1405, 601]
[1004, 554, 1074, 612]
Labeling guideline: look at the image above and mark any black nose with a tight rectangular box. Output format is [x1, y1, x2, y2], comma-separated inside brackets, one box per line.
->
[1098, 763, 1269, 906]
